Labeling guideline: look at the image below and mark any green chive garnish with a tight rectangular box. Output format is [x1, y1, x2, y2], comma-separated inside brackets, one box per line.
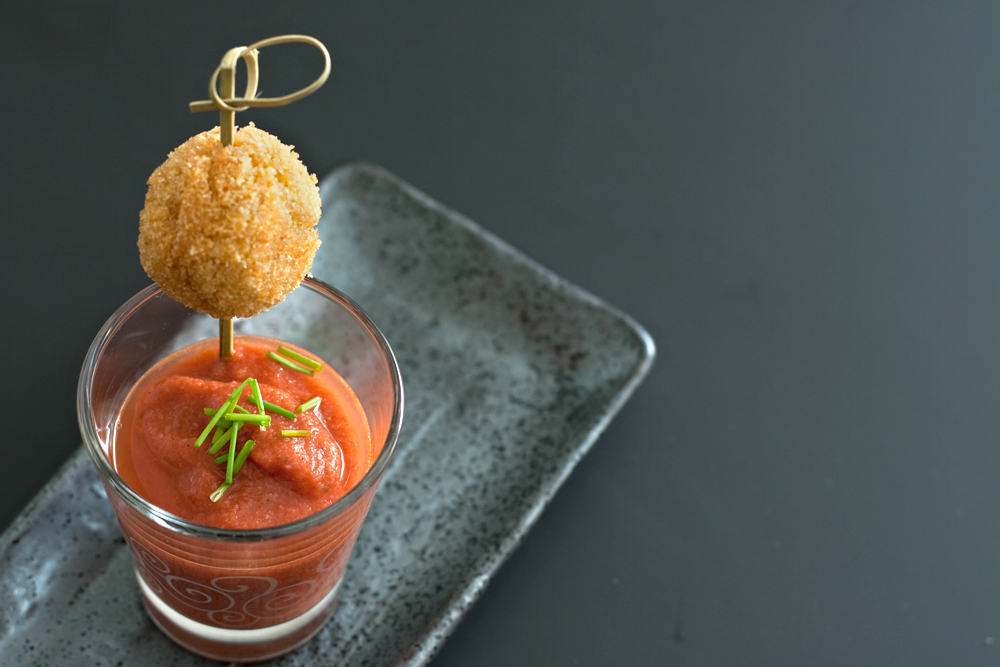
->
[230, 377, 252, 401]
[205, 407, 235, 426]
[225, 413, 271, 425]
[215, 442, 254, 474]
[250, 379, 264, 418]
[248, 395, 295, 420]
[281, 430, 311, 437]
[195, 409, 227, 448]
[209, 414, 230, 441]
[207, 405, 248, 416]
[225, 427, 238, 484]
[276, 346, 323, 371]
[210, 483, 230, 503]
[296, 396, 321, 413]
[266, 351, 315, 376]
[209, 423, 240, 455]
[194, 379, 250, 447]
[209, 440, 256, 502]
[233, 440, 255, 476]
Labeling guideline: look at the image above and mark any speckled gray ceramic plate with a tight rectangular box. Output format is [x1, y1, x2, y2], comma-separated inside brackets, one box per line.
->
[0, 164, 655, 666]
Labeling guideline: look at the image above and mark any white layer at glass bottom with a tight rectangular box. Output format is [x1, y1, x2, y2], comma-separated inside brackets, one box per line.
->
[136, 572, 341, 645]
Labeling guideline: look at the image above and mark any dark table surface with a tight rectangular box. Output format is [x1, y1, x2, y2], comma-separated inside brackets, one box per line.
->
[3, 1, 999, 665]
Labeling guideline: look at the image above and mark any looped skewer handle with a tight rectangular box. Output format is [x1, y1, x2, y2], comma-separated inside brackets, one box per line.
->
[189, 34, 330, 114]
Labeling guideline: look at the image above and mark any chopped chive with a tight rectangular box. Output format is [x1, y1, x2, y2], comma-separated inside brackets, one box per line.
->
[195, 406, 227, 448]
[208, 404, 248, 415]
[214, 441, 255, 475]
[224, 413, 271, 425]
[296, 396, 321, 413]
[281, 430, 311, 437]
[248, 395, 295, 420]
[250, 379, 264, 419]
[265, 401, 295, 420]
[266, 351, 315, 376]
[210, 423, 232, 448]
[209, 440, 256, 501]
[206, 409, 233, 429]
[276, 346, 323, 371]
[229, 377, 252, 401]
[233, 440, 255, 476]
[225, 426, 238, 483]
[195, 379, 249, 447]
[209, 423, 239, 454]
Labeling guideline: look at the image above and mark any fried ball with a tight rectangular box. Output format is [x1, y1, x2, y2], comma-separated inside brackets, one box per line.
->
[138, 123, 322, 319]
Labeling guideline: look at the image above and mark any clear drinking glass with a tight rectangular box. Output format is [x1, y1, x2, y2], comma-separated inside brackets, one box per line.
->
[77, 278, 403, 662]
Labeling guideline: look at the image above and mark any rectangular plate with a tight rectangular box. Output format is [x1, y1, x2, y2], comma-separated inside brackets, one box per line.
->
[0, 164, 655, 666]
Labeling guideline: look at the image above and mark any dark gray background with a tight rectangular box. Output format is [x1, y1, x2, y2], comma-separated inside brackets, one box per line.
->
[2, 1, 998, 664]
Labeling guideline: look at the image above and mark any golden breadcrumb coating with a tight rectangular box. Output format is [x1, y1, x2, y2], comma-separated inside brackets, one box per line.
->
[138, 123, 321, 318]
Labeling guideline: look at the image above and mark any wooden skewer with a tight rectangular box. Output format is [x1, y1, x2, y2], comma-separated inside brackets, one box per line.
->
[216, 48, 244, 358]
[217, 48, 240, 146]
[219, 318, 234, 358]
[192, 35, 331, 359]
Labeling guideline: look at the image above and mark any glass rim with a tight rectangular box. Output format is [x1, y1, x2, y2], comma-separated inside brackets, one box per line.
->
[77, 277, 404, 542]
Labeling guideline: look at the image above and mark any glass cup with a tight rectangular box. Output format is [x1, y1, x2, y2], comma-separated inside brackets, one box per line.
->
[77, 278, 403, 662]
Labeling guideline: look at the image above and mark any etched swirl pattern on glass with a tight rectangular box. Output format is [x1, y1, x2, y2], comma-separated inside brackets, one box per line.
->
[124, 535, 341, 629]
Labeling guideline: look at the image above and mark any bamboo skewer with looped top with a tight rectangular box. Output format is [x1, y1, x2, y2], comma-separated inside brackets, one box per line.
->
[190, 34, 331, 358]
